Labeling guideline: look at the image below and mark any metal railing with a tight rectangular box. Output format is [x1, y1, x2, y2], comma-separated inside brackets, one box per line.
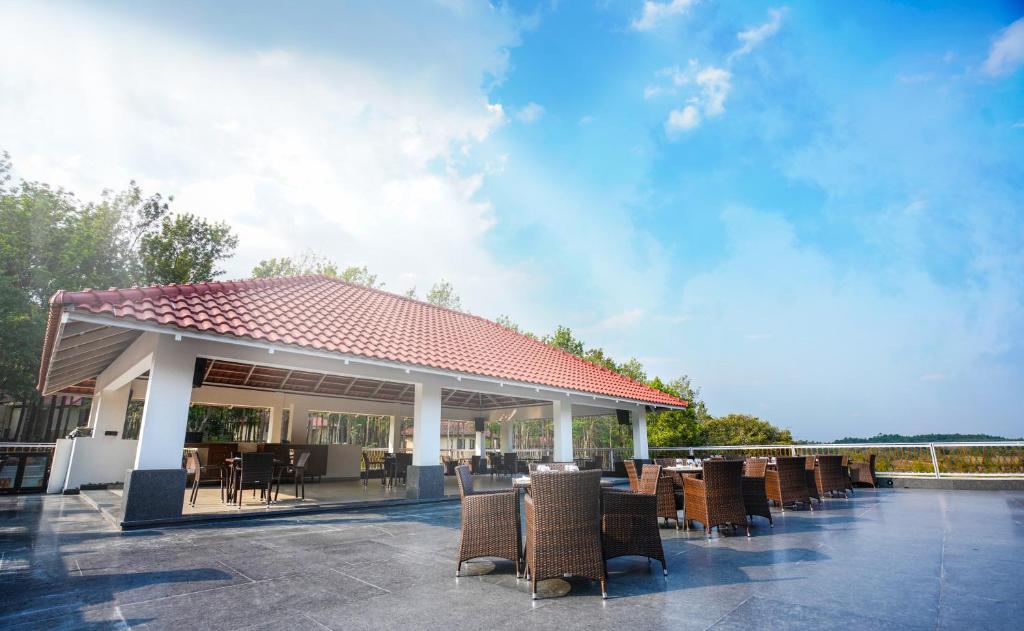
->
[648, 442, 1024, 479]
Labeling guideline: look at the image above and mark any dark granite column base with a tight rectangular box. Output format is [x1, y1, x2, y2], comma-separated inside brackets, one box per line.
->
[406, 464, 444, 499]
[121, 468, 186, 523]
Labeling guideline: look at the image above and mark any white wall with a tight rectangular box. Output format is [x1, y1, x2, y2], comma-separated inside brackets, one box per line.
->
[47, 438, 74, 494]
[62, 437, 139, 490]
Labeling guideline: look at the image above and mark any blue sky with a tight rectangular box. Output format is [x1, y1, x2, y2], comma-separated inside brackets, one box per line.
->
[1, 1, 1022, 440]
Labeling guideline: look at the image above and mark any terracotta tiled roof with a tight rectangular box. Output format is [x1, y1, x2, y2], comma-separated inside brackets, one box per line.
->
[43, 276, 687, 407]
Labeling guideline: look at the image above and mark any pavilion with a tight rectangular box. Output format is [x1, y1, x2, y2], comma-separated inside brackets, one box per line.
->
[37, 276, 687, 523]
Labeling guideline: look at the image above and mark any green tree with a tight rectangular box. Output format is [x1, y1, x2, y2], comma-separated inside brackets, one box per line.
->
[251, 252, 383, 288]
[495, 314, 538, 339]
[139, 213, 238, 285]
[616, 357, 647, 382]
[0, 151, 238, 400]
[703, 413, 793, 445]
[425, 279, 463, 310]
[543, 325, 585, 356]
[646, 375, 707, 447]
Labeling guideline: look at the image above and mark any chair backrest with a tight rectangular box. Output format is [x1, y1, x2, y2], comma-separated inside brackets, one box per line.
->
[184, 449, 200, 474]
[239, 452, 274, 483]
[774, 456, 806, 481]
[639, 464, 662, 495]
[841, 454, 849, 466]
[540, 454, 552, 463]
[744, 458, 768, 477]
[817, 455, 843, 481]
[529, 469, 602, 532]
[624, 459, 640, 491]
[804, 455, 817, 471]
[701, 458, 744, 498]
[294, 451, 311, 468]
[503, 453, 517, 468]
[866, 454, 876, 470]
[529, 461, 573, 472]
[455, 464, 474, 497]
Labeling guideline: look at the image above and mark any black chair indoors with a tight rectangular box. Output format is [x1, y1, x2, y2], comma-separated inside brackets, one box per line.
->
[185, 449, 224, 507]
[275, 451, 310, 501]
[233, 452, 275, 509]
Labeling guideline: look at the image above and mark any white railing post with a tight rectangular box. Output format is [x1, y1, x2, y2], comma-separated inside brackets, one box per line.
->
[929, 443, 940, 478]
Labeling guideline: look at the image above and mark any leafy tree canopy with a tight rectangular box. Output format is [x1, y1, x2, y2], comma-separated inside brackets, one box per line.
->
[251, 252, 382, 288]
[0, 151, 237, 399]
[704, 414, 793, 446]
[424, 279, 463, 311]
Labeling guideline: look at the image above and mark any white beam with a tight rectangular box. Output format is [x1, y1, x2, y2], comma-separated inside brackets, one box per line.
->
[134, 335, 196, 470]
[95, 332, 158, 392]
[552, 398, 574, 462]
[412, 380, 442, 466]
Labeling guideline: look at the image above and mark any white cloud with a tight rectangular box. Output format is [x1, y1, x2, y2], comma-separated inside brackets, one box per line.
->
[666, 104, 701, 133]
[632, 0, 697, 31]
[578, 114, 596, 126]
[730, 7, 786, 60]
[655, 61, 731, 133]
[983, 16, 1024, 76]
[516, 102, 545, 124]
[0, 4, 541, 318]
[696, 66, 731, 116]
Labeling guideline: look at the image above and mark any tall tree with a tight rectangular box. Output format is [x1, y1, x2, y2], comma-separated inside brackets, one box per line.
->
[703, 414, 793, 445]
[251, 252, 382, 288]
[0, 151, 238, 400]
[544, 325, 585, 356]
[425, 279, 463, 310]
[646, 375, 707, 447]
[139, 213, 238, 285]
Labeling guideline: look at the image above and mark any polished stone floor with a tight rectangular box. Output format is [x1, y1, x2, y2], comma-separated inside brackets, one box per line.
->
[1, 487, 1021, 630]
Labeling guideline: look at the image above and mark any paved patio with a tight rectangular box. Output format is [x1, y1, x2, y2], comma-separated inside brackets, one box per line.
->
[1, 488, 1021, 630]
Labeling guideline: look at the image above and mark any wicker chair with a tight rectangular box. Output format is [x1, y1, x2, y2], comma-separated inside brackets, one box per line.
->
[841, 455, 855, 494]
[454, 465, 521, 578]
[601, 484, 668, 576]
[232, 452, 275, 509]
[814, 455, 848, 498]
[501, 452, 518, 477]
[683, 459, 749, 537]
[274, 451, 310, 501]
[804, 456, 822, 506]
[640, 464, 682, 529]
[361, 450, 386, 487]
[850, 454, 877, 488]
[525, 469, 606, 599]
[742, 458, 772, 527]
[185, 449, 224, 507]
[624, 459, 641, 492]
[765, 456, 812, 511]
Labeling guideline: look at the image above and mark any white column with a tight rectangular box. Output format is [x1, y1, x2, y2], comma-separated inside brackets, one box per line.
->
[552, 398, 574, 462]
[267, 405, 284, 443]
[411, 381, 442, 466]
[388, 415, 401, 453]
[289, 405, 309, 443]
[500, 420, 513, 452]
[632, 406, 649, 459]
[134, 335, 196, 470]
[91, 384, 132, 437]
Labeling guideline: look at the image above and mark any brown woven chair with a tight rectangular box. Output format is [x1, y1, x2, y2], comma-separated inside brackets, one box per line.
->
[814, 455, 848, 498]
[765, 456, 812, 511]
[601, 485, 668, 576]
[361, 450, 385, 487]
[804, 456, 822, 506]
[742, 458, 772, 527]
[185, 449, 224, 507]
[683, 459, 749, 538]
[455, 465, 521, 578]
[841, 455, 855, 494]
[232, 452, 275, 509]
[640, 464, 682, 529]
[274, 451, 310, 501]
[850, 454, 877, 488]
[624, 459, 640, 492]
[525, 469, 606, 599]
